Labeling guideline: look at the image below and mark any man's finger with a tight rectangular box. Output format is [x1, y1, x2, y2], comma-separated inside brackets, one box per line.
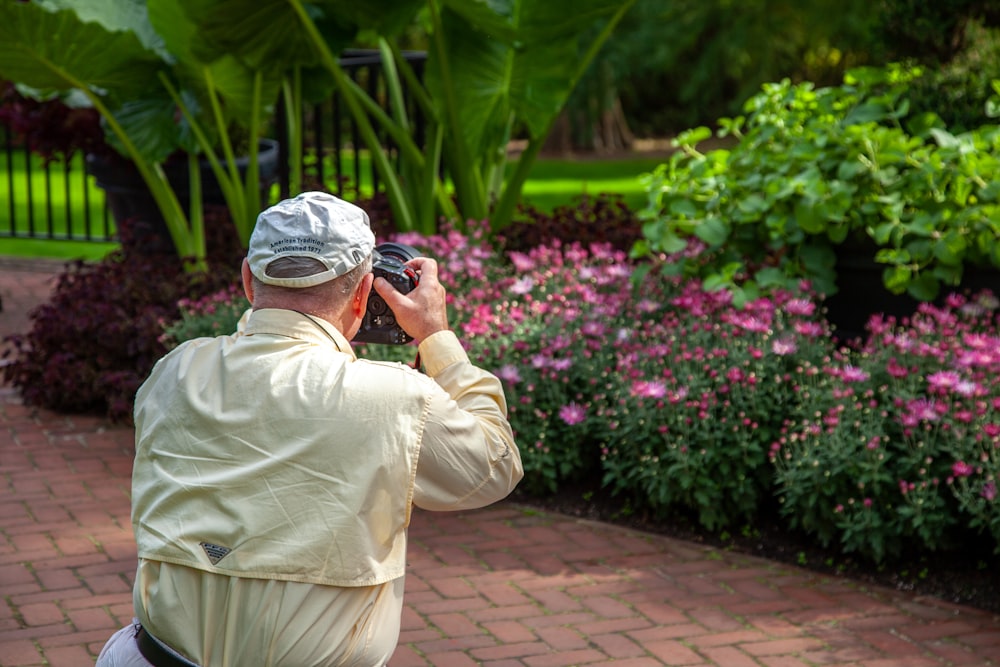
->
[406, 257, 438, 281]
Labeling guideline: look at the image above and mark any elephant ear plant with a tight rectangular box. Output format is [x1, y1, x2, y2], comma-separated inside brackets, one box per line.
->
[0, 0, 329, 272]
[210, 0, 638, 235]
[637, 65, 1000, 306]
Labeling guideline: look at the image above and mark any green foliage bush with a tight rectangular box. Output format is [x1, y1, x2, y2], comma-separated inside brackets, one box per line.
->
[637, 65, 1000, 306]
[160, 284, 250, 349]
[904, 21, 1000, 131]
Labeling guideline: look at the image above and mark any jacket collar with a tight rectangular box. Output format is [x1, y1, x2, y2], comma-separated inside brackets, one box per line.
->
[243, 308, 355, 358]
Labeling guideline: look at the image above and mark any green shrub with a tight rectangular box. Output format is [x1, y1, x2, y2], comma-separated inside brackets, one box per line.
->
[904, 21, 1000, 132]
[637, 65, 1000, 306]
[160, 284, 250, 349]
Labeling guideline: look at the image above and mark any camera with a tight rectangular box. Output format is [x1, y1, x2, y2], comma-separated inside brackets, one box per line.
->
[355, 242, 421, 345]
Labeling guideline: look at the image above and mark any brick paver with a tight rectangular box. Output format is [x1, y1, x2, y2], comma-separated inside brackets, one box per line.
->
[1, 257, 999, 666]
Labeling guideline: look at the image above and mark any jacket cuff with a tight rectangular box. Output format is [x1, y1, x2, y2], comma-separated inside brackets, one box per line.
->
[418, 330, 469, 376]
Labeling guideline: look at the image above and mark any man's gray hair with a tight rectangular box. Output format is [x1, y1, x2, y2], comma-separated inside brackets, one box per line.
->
[257, 254, 373, 309]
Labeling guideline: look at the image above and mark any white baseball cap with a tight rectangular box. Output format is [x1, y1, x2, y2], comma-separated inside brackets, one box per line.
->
[247, 192, 376, 288]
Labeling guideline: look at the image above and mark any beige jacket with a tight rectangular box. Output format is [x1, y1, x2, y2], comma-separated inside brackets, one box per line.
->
[131, 308, 521, 665]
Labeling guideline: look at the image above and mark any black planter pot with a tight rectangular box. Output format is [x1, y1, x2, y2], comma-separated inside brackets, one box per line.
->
[87, 138, 280, 256]
[825, 249, 1000, 342]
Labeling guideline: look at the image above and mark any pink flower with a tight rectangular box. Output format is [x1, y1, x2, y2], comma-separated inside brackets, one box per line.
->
[962, 333, 997, 350]
[951, 461, 974, 478]
[551, 358, 573, 372]
[558, 402, 587, 426]
[510, 277, 535, 295]
[905, 398, 941, 423]
[729, 313, 771, 333]
[784, 299, 815, 316]
[840, 365, 870, 383]
[957, 350, 995, 368]
[668, 387, 689, 404]
[955, 380, 980, 397]
[771, 336, 798, 356]
[794, 321, 824, 337]
[496, 365, 521, 384]
[508, 251, 535, 272]
[631, 380, 667, 399]
[530, 354, 549, 369]
[927, 371, 961, 391]
[982, 481, 997, 501]
[886, 358, 909, 378]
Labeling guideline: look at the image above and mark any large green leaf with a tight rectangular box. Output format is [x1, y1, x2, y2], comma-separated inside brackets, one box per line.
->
[313, 0, 425, 39]
[160, 0, 377, 72]
[172, 0, 322, 69]
[44, 0, 168, 57]
[0, 0, 164, 100]
[148, 0, 311, 136]
[109, 94, 186, 163]
[430, 0, 631, 159]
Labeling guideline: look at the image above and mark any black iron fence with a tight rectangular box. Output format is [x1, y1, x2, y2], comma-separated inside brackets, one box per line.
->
[0, 50, 426, 245]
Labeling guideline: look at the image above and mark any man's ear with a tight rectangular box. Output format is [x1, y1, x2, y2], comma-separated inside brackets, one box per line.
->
[241, 259, 255, 303]
[354, 272, 375, 316]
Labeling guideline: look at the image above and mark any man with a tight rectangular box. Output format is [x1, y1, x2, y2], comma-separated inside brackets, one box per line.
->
[97, 191, 523, 666]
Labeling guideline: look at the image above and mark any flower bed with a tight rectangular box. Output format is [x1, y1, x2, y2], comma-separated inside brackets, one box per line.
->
[165, 227, 1000, 566]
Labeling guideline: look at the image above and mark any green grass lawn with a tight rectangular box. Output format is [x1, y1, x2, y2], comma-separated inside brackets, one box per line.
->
[515, 155, 663, 213]
[0, 151, 665, 262]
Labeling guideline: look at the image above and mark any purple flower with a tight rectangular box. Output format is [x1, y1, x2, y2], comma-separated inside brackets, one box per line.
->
[558, 402, 587, 426]
[982, 481, 997, 501]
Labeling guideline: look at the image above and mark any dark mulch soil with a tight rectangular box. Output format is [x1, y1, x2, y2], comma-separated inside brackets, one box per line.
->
[511, 480, 1000, 617]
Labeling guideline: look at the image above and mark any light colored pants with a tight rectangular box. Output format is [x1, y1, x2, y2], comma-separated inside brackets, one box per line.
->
[96, 621, 200, 667]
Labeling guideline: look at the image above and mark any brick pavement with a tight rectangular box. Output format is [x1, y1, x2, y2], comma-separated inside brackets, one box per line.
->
[1, 256, 999, 666]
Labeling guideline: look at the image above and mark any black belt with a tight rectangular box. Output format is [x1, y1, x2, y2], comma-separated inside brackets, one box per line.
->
[135, 626, 196, 667]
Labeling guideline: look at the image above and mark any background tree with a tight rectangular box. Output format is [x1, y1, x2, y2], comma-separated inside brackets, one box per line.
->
[555, 0, 1000, 152]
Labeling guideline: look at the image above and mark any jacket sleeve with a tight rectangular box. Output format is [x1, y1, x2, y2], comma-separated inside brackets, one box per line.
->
[412, 330, 523, 511]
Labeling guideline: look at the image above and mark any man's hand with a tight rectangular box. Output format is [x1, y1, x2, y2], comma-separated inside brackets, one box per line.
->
[373, 257, 449, 343]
